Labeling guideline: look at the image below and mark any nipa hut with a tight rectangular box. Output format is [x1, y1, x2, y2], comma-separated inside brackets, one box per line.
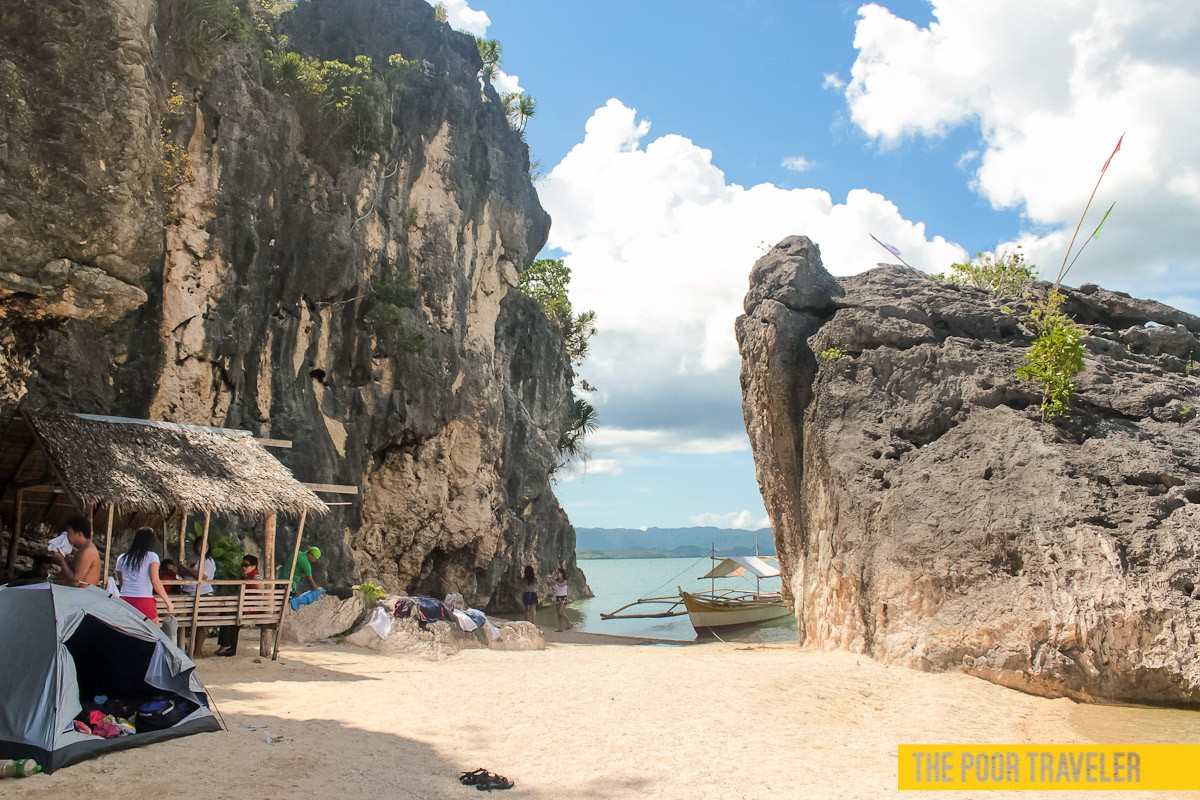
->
[0, 410, 329, 657]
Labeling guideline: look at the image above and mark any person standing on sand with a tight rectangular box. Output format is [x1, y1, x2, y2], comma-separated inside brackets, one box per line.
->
[550, 568, 570, 632]
[521, 565, 538, 624]
[116, 527, 174, 622]
[49, 516, 101, 588]
[178, 538, 216, 657]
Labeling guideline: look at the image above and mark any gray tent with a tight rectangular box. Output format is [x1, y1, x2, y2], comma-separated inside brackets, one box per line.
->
[0, 583, 221, 772]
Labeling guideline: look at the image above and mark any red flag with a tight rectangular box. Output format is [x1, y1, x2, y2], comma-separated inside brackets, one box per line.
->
[1101, 133, 1124, 173]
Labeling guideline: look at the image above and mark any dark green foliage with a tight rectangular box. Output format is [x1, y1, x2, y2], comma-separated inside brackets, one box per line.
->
[1017, 290, 1086, 421]
[517, 259, 596, 366]
[366, 272, 425, 355]
[173, 0, 248, 72]
[558, 398, 598, 460]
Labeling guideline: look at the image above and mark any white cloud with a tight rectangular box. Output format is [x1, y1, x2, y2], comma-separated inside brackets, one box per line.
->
[425, 0, 490, 36]
[781, 155, 815, 172]
[822, 72, 846, 90]
[538, 99, 966, 457]
[590, 427, 749, 455]
[689, 511, 771, 530]
[844, 1, 1200, 290]
[556, 458, 623, 483]
[492, 69, 524, 96]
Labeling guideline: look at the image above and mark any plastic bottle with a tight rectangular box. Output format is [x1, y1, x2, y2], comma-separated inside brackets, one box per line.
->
[0, 758, 42, 777]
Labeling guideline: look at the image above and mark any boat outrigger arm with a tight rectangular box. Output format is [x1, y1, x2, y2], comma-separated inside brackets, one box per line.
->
[601, 594, 689, 620]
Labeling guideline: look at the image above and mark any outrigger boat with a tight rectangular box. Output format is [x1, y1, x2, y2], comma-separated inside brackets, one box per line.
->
[601, 551, 791, 634]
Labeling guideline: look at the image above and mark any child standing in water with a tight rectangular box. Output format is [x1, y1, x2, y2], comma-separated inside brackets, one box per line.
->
[521, 565, 539, 625]
[550, 568, 570, 632]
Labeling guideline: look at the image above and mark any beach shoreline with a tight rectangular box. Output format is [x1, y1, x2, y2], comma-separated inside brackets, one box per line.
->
[4, 639, 1199, 800]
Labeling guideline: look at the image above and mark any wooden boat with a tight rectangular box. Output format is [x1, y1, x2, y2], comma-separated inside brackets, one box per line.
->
[601, 553, 791, 634]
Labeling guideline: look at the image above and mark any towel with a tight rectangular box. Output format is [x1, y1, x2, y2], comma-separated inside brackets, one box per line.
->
[48, 532, 73, 556]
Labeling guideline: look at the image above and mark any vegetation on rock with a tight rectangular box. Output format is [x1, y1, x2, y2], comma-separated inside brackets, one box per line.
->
[159, 83, 194, 221]
[173, 0, 248, 72]
[366, 271, 426, 355]
[1017, 290, 1086, 421]
[819, 347, 847, 362]
[937, 250, 1037, 296]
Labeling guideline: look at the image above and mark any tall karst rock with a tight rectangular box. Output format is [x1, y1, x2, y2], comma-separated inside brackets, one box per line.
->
[0, 0, 587, 608]
[738, 236, 1200, 706]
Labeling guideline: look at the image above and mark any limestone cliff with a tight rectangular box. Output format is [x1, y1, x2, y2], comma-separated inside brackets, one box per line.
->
[0, 0, 586, 609]
[738, 236, 1200, 706]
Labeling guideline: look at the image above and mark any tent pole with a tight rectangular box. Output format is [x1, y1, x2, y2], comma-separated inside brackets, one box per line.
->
[5, 489, 24, 576]
[102, 504, 115, 580]
[260, 511, 277, 657]
[187, 510, 211, 657]
[272, 509, 307, 660]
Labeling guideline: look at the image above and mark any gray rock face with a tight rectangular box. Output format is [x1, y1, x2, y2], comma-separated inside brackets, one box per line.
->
[1, 0, 586, 609]
[738, 236, 1200, 706]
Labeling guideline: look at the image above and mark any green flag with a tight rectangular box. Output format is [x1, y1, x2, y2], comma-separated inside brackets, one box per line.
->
[1092, 202, 1115, 240]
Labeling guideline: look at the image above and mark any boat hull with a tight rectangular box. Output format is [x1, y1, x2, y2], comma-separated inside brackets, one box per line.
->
[679, 591, 792, 632]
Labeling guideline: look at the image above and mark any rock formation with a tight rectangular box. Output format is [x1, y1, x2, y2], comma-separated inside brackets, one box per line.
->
[738, 235, 1200, 706]
[0, 0, 586, 609]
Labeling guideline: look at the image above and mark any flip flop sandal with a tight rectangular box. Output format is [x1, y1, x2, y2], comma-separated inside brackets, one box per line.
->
[460, 768, 489, 786]
[477, 774, 515, 791]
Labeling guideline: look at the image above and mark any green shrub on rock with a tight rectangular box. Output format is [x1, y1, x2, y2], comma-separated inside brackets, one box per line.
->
[1017, 290, 1085, 421]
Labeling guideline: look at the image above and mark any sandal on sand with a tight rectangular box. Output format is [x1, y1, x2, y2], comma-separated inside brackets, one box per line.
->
[477, 774, 515, 791]
[459, 768, 488, 786]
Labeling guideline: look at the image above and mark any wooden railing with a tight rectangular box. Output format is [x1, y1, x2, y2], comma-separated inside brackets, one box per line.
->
[156, 579, 291, 628]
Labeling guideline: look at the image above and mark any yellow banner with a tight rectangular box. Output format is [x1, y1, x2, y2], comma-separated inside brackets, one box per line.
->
[898, 744, 1200, 791]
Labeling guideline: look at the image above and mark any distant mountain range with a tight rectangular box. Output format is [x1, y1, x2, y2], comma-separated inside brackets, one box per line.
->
[575, 526, 775, 559]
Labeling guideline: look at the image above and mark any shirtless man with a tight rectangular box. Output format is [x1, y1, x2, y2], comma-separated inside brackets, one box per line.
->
[49, 516, 101, 588]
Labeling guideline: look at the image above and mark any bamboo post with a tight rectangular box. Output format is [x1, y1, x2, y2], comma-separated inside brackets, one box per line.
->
[5, 489, 24, 576]
[177, 511, 188, 567]
[259, 511, 277, 656]
[187, 510, 211, 657]
[271, 509, 308, 660]
[102, 504, 115, 580]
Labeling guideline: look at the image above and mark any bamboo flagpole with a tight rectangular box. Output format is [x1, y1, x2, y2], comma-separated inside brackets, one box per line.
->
[870, 234, 914, 269]
[1060, 202, 1116, 285]
[272, 510, 308, 661]
[1055, 133, 1123, 287]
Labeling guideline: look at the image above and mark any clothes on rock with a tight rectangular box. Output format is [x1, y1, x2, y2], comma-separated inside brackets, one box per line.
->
[289, 587, 325, 611]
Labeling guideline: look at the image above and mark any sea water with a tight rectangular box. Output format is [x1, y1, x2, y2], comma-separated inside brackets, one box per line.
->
[555, 556, 797, 643]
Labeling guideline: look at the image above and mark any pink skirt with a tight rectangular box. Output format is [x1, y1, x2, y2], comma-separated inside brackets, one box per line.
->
[123, 596, 158, 621]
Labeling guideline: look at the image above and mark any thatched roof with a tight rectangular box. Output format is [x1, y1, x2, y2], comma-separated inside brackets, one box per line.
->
[11, 411, 327, 518]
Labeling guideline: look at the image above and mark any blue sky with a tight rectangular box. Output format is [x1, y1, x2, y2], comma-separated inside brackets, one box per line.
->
[435, 1, 1200, 530]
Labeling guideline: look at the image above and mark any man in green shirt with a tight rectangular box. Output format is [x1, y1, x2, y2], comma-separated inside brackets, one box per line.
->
[291, 546, 322, 593]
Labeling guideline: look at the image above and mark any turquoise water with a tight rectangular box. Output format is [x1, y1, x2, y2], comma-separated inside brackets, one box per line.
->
[546, 557, 798, 643]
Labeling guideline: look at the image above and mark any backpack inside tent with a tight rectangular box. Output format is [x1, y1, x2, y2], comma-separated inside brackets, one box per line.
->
[0, 582, 221, 773]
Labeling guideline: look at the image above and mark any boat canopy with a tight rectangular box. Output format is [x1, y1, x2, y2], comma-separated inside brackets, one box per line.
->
[699, 556, 780, 580]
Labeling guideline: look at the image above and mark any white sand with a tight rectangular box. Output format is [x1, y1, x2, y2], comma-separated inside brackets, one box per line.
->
[5, 639, 1200, 799]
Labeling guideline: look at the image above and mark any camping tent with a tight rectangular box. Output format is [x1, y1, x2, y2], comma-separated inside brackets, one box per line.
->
[0, 582, 220, 772]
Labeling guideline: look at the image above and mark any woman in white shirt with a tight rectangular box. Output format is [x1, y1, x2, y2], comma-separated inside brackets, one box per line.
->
[116, 527, 174, 621]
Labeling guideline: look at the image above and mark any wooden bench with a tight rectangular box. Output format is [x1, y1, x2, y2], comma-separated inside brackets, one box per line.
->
[157, 579, 292, 657]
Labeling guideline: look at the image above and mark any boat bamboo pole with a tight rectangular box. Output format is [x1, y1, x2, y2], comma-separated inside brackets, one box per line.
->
[102, 504, 115, 580]
[5, 489, 24, 576]
[271, 509, 307, 661]
[187, 510, 211, 656]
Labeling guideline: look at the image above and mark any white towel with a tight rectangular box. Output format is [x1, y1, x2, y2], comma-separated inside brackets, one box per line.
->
[48, 532, 73, 556]
[451, 609, 478, 632]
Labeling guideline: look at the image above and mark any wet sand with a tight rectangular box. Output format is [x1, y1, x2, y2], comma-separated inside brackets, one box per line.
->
[5, 639, 1200, 799]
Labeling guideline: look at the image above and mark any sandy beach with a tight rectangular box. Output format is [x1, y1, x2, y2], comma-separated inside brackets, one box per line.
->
[5, 634, 1200, 800]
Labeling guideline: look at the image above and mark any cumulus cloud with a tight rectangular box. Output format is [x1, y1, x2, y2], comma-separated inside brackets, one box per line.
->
[844, 1, 1200, 292]
[538, 99, 966, 453]
[556, 458, 623, 482]
[689, 511, 771, 530]
[425, 0, 490, 36]
[822, 72, 846, 90]
[781, 155, 815, 172]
